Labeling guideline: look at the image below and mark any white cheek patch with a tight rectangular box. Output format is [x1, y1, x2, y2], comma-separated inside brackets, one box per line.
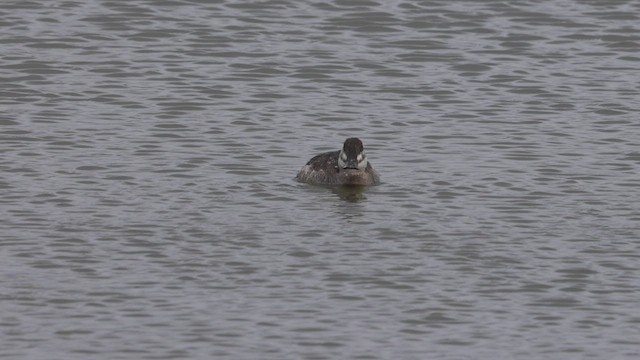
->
[357, 155, 368, 170]
[338, 151, 347, 168]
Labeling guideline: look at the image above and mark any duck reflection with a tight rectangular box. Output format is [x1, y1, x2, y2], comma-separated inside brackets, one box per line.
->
[332, 184, 368, 202]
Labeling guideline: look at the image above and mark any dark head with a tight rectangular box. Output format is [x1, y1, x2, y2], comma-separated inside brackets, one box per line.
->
[338, 137, 368, 170]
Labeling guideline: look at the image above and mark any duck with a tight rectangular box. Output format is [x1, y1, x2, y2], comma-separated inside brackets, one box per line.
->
[296, 137, 380, 186]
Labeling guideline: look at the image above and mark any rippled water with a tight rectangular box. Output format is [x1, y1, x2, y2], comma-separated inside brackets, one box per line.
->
[2, 0, 640, 359]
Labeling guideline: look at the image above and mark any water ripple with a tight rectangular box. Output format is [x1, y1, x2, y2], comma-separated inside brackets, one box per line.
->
[1, 0, 640, 359]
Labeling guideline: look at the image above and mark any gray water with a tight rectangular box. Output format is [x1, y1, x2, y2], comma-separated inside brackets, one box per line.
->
[1, 0, 640, 359]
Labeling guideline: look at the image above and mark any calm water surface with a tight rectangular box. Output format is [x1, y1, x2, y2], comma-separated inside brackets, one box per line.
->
[1, 0, 640, 359]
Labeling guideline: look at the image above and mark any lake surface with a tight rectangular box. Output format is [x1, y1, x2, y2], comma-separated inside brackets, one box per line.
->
[1, 0, 640, 359]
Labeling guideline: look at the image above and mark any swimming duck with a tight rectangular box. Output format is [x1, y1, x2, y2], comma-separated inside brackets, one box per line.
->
[296, 137, 380, 186]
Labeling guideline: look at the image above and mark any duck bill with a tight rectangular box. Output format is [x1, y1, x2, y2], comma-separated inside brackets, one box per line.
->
[343, 158, 359, 170]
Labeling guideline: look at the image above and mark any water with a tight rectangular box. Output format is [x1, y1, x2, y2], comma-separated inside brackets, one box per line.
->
[2, 0, 640, 359]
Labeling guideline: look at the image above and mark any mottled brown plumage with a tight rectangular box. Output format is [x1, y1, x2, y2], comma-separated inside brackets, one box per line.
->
[297, 138, 380, 186]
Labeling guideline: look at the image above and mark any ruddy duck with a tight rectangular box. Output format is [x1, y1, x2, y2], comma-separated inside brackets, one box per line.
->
[297, 138, 380, 186]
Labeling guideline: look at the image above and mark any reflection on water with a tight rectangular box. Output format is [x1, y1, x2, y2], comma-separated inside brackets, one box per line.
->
[331, 185, 369, 202]
[1, 0, 640, 359]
